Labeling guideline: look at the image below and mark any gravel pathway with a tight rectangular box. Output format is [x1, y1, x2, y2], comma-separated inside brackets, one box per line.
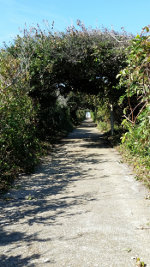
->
[0, 119, 150, 267]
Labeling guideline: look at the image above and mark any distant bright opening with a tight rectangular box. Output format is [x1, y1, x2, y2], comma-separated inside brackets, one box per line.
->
[86, 111, 91, 119]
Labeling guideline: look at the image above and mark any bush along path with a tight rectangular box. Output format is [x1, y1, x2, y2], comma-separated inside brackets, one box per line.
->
[0, 119, 150, 267]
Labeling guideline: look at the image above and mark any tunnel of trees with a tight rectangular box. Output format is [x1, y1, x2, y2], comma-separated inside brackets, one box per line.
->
[0, 21, 149, 190]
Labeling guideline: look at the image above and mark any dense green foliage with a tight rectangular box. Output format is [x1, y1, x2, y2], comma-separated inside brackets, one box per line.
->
[117, 27, 150, 179]
[0, 22, 149, 190]
[0, 51, 40, 188]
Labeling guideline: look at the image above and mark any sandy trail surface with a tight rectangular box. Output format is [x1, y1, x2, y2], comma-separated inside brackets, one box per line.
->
[0, 119, 150, 267]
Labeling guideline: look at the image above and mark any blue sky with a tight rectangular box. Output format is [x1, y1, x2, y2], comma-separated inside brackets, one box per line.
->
[0, 0, 150, 47]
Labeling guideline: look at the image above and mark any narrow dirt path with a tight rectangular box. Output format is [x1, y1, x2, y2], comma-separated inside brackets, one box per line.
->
[0, 119, 150, 267]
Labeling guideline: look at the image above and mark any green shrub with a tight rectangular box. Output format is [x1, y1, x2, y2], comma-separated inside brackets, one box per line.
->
[0, 85, 40, 185]
[121, 107, 150, 163]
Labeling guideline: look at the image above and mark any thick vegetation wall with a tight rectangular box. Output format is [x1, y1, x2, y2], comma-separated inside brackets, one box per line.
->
[118, 28, 150, 184]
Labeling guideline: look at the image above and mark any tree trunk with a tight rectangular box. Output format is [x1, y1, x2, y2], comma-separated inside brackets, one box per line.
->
[110, 104, 114, 136]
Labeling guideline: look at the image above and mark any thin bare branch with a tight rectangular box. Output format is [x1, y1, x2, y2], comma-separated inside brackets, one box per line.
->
[134, 101, 148, 123]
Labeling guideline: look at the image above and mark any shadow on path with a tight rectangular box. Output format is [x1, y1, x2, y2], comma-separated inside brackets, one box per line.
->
[0, 119, 110, 266]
